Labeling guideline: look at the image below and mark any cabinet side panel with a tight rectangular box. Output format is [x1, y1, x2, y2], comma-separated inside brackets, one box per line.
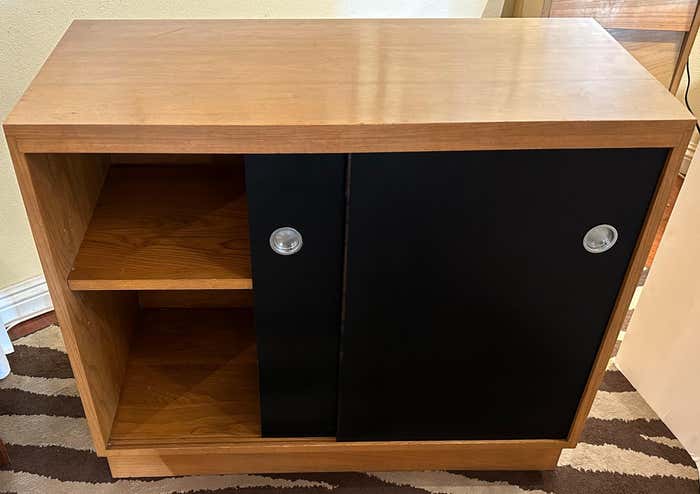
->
[245, 154, 346, 437]
[339, 148, 668, 441]
[8, 147, 137, 453]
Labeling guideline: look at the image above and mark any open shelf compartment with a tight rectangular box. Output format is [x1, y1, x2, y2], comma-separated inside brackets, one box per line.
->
[68, 155, 252, 291]
[60, 154, 264, 449]
[108, 306, 261, 448]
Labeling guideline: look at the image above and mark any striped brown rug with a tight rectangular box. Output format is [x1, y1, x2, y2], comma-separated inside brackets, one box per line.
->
[1, 270, 698, 493]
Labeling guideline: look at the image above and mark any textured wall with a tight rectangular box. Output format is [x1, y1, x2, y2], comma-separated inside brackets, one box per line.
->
[0, 0, 488, 290]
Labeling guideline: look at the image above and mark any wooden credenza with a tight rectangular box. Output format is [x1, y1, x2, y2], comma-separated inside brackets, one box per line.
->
[3, 18, 694, 478]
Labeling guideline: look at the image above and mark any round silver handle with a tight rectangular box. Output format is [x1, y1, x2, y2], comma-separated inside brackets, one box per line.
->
[269, 227, 303, 255]
[583, 224, 618, 254]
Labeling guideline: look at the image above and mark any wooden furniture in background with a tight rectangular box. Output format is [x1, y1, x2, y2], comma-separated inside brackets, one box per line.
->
[509, 0, 700, 91]
[3, 18, 694, 478]
[7, 310, 58, 340]
[0, 438, 8, 467]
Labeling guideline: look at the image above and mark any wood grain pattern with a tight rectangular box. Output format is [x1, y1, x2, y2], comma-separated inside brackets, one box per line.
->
[7, 310, 59, 340]
[6, 148, 138, 455]
[566, 126, 695, 445]
[106, 439, 565, 477]
[510, 0, 549, 18]
[138, 290, 254, 309]
[0, 438, 9, 467]
[109, 308, 260, 447]
[550, 0, 696, 31]
[3, 19, 693, 152]
[109, 154, 220, 165]
[670, 0, 700, 91]
[607, 28, 685, 87]
[68, 164, 252, 291]
[646, 174, 684, 266]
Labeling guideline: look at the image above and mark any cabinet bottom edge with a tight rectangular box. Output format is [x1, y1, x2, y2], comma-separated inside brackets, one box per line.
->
[107, 442, 565, 477]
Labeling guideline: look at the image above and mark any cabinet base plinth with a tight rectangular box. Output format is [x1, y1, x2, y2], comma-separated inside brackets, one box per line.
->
[106, 440, 566, 478]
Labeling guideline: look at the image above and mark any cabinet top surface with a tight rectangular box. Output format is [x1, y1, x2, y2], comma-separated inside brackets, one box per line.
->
[4, 18, 694, 152]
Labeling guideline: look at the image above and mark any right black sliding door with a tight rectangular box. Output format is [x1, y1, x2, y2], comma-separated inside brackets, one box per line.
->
[337, 149, 667, 441]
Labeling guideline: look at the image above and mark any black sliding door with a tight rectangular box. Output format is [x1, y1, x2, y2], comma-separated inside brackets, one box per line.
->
[337, 149, 667, 441]
[246, 154, 346, 437]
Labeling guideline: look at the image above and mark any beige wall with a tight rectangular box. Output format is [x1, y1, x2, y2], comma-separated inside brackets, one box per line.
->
[0, 0, 491, 291]
[0, 142, 38, 289]
[677, 36, 700, 113]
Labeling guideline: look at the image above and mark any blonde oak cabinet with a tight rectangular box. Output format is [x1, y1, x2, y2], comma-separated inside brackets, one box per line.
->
[3, 18, 694, 478]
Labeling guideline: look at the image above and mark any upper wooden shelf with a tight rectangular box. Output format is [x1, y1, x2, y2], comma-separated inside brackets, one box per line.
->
[3, 18, 694, 153]
[68, 163, 252, 291]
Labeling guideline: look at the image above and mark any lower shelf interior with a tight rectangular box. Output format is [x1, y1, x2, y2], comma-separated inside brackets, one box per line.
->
[109, 307, 261, 448]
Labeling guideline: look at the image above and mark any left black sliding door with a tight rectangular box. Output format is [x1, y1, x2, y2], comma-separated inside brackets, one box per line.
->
[245, 154, 346, 437]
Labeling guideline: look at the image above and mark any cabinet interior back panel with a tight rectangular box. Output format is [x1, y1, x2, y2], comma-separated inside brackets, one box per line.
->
[337, 148, 668, 441]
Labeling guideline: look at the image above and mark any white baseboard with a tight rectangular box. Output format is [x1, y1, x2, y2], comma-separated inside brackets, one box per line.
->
[681, 132, 697, 176]
[0, 275, 53, 332]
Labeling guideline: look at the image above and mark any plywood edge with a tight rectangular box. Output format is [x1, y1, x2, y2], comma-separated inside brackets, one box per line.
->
[106, 439, 566, 477]
[107, 436, 338, 452]
[104, 437, 568, 456]
[4, 120, 695, 154]
[67, 278, 254, 291]
[565, 127, 695, 446]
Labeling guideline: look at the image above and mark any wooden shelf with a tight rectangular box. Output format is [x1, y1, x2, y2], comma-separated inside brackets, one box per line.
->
[68, 164, 252, 291]
[109, 308, 261, 448]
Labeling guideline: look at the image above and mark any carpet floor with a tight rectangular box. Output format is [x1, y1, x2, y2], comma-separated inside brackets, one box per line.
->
[1, 269, 698, 493]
